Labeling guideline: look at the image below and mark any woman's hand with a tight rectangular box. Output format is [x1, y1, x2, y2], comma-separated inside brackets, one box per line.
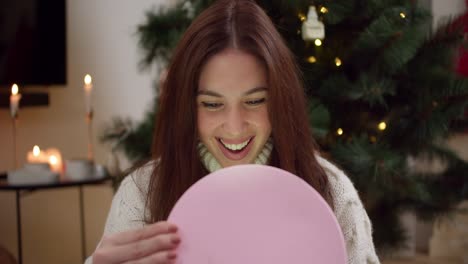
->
[92, 221, 180, 264]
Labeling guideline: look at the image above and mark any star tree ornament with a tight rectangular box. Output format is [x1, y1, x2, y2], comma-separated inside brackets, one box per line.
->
[302, 6, 325, 41]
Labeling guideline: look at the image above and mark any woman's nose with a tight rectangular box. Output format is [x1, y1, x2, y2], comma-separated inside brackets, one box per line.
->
[223, 107, 247, 136]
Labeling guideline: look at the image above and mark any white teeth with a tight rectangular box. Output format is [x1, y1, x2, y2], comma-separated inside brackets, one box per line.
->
[220, 138, 251, 151]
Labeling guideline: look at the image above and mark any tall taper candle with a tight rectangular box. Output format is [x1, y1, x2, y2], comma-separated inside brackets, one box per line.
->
[84, 74, 93, 114]
[10, 84, 21, 118]
[10, 84, 21, 168]
[84, 74, 94, 160]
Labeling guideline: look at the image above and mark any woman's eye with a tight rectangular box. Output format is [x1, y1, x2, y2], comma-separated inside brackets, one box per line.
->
[245, 98, 266, 106]
[201, 102, 223, 109]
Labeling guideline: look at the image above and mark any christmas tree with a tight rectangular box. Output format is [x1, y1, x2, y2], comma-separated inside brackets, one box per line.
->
[101, 0, 468, 252]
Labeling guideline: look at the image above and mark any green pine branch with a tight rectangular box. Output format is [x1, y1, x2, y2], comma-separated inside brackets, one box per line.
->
[137, 3, 194, 68]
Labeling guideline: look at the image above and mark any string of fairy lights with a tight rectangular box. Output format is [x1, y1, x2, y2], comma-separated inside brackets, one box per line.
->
[299, 5, 404, 139]
[335, 121, 387, 136]
[299, 5, 407, 68]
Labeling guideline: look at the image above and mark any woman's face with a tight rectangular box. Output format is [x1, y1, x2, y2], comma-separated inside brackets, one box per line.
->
[197, 49, 272, 168]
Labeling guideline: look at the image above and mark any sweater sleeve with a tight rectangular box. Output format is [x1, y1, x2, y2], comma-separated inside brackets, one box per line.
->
[101, 174, 149, 235]
[84, 166, 152, 264]
[316, 156, 380, 264]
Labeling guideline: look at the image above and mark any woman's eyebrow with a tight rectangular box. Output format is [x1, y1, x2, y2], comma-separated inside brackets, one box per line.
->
[197, 87, 268, 97]
[197, 90, 222, 97]
[244, 87, 268, 95]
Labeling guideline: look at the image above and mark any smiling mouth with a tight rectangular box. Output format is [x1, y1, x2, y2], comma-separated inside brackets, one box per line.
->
[217, 137, 252, 153]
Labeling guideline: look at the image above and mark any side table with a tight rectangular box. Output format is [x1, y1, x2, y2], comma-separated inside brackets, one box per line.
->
[0, 176, 111, 264]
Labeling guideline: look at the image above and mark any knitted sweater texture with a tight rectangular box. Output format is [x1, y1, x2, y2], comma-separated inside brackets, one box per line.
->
[86, 157, 380, 264]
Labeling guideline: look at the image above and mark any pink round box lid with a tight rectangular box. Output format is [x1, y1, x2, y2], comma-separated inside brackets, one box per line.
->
[168, 164, 347, 264]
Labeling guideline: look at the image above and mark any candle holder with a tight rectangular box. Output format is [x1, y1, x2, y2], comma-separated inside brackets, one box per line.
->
[12, 114, 19, 168]
[86, 111, 94, 161]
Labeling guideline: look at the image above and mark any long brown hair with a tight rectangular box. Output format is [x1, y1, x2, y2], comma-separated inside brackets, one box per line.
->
[148, 0, 332, 222]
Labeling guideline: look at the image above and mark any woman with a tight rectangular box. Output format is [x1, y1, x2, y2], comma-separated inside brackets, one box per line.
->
[88, 0, 379, 263]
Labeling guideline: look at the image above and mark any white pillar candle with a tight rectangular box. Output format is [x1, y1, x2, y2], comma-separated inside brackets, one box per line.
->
[26, 145, 49, 163]
[46, 148, 63, 174]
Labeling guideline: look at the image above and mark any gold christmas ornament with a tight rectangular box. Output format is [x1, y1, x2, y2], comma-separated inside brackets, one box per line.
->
[302, 6, 325, 41]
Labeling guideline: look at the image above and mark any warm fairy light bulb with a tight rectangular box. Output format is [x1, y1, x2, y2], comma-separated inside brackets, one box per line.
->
[378, 122, 387, 131]
[12, 84, 19, 95]
[84, 74, 92, 85]
[33, 145, 41, 156]
[400, 12, 406, 19]
[307, 56, 317, 63]
[314, 39, 322, 46]
[49, 155, 58, 165]
[337, 128, 343, 135]
[320, 7, 328, 14]
[298, 13, 306, 21]
[335, 57, 342, 67]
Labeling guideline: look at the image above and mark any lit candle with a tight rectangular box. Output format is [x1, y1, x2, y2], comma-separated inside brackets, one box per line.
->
[46, 148, 63, 174]
[27, 145, 49, 163]
[10, 84, 22, 118]
[84, 74, 93, 114]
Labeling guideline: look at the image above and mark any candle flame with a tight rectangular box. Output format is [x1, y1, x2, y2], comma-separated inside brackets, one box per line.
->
[84, 74, 92, 85]
[33, 145, 40, 156]
[49, 155, 58, 165]
[11, 84, 19, 95]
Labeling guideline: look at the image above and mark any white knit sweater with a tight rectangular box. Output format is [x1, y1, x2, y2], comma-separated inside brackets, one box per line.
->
[86, 157, 380, 264]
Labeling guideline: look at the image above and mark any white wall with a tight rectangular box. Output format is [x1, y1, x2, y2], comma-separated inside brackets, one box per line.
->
[432, 0, 466, 28]
[0, 0, 172, 263]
